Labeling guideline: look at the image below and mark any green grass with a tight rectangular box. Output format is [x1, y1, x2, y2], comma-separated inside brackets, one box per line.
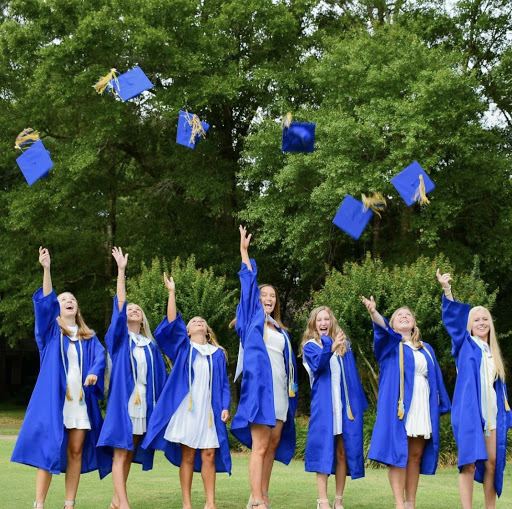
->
[2, 439, 512, 508]
[0, 406, 25, 436]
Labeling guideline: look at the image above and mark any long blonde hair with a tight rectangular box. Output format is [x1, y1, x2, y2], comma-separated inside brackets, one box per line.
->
[187, 317, 228, 361]
[300, 306, 347, 357]
[467, 306, 505, 381]
[57, 293, 94, 340]
[389, 307, 422, 349]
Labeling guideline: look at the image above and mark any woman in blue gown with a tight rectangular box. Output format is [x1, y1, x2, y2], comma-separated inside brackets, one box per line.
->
[362, 295, 450, 509]
[11, 247, 107, 509]
[97, 247, 166, 509]
[142, 273, 231, 509]
[230, 226, 298, 509]
[437, 269, 512, 509]
[301, 306, 367, 509]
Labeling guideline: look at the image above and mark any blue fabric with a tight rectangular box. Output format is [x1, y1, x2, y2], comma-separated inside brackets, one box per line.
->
[303, 336, 368, 478]
[442, 296, 512, 497]
[11, 288, 110, 478]
[230, 260, 298, 465]
[142, 314, 232, 474]
[97, 296, 167, 471]
[368, 318, 450, 473]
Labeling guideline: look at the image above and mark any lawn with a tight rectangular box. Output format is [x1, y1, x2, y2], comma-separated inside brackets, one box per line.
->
[2, 438, 512, 508]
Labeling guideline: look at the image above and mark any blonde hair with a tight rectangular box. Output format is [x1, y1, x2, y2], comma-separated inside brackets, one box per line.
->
[300, 306, 347, 357]
[467, 306, 505, 381]
[57, 293, 94, 340]
[229, 283, 288, 331]
[187, 317, 228, 361]
[127, 303, 155, 341]
[389, 307, 422, 349]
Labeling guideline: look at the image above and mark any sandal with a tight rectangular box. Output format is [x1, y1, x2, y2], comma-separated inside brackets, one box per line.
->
[333, 495, 344, 509]
[33, 504, 44, 508]
[317, 500, 329, 509]
[246, 496, 266, 508]
[109, 504, 119, 509]
[63, 501, 75, 509]
[262, 491, 271, 509]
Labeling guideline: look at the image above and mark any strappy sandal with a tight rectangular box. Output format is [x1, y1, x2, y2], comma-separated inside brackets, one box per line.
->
[63, 501, 75, 509]
[246, 496, 266, 508]
[317, 499, 329, 509]
[33, 504, 44, 508]
[262, 491, 271, 509]
[109, 504, 119, 509]
[332, 495, 344, 509]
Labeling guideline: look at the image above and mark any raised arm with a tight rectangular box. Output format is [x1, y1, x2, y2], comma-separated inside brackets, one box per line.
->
[239, 225, 253, 272]
[163, 272, 176, 322]
[39, 247, 52, 296]
[361, 295, 386, 328]
[436, 268, 453, 301]
[112, 246, 128, 311]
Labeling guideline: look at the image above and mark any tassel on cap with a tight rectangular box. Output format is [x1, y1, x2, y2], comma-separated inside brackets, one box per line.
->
[361, 192, 387, 218]
[93, 68, 119, 95]
[282, 112, 292, 128]
[184, 112, 207, 146]
[413, 174, 430, 205]
[15, 128, 40, 150]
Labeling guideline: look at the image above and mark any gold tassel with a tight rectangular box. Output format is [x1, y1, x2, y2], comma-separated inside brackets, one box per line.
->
[208, 411, 212, 428]
[347, 405, 354, 421]
[413, 174, 430, 205]
[289, 386, 296, 398]
[282, 112, 292, 128]
[188, 393, 193, 411]
[93, 68, 118, 95]
[134, 389, 141, 407]
[361, 193, 387, 217]
[185, 112, 206, 145]
[15, 128, 40, 149]
[503, 386, 510, 411]
[79, 387, 84, 403]
[65, 385, 73, 401]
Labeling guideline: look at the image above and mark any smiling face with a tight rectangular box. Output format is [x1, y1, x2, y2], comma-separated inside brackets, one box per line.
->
[391, 307, 416, 335]
[126, 303, 143, 326]
[187, 316, 208, 336]
[315, 309, 331, 337]
[471, 308, 491, 341]
[259, 286, 277, 315]
[58, 292, 78, 321]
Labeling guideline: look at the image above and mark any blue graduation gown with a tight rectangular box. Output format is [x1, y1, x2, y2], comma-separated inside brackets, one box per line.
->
[303, 336, 368, 478]
[141, 314, 232, 474]
[11, 288, 110, 478]
[97, 296, 167, 471]
[230, 260, 298, 465]
[368, 319, 450, 473]
[442, 296, 512, 496]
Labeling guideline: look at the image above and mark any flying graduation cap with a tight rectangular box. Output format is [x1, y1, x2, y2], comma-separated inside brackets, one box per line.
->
[15, 129, 53, 186]
[332, 195, 374, 240]
[391, 161, 435, 206]
[176, 110, 209, 149]
[281, 112, 315, 153]
[93, 66, 153, 101]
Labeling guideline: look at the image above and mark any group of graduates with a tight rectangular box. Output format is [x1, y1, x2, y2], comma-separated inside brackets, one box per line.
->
[10, 226, 512, 509]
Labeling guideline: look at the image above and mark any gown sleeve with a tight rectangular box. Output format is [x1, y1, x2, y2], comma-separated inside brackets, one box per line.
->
[373, 317, 401, 363]
[33, 287, 60, 351]
[441, 295, 471, 358]
[154, 313, 190, 362]
[303, 335, 333, 375]
[235, 259, 261, 346]
[104, 295, 128, 357]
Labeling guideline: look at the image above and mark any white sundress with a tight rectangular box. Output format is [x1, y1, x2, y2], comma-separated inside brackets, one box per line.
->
[62, 325, 91, 430]
[266, 327, 289, 422]
[404, 342, 431, 439]
[128, 332, 151, 435]
[164, 342, 220, 449]
[472, 336, 498, 431]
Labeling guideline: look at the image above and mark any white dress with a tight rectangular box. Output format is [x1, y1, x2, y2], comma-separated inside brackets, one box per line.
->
[404, 342, 431, 439]
[472, 336, 498, 431]
[63, 325, 91, 430]
[164, 342, 220, 449]
[330, 354, 343, 435]
[266, 327, 289, 422]
[128, 333, 150, 435]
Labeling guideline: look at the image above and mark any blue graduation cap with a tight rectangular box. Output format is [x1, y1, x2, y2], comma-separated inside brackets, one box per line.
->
[93, 67, 153, 101]
[391, 161, 435, 206]
[176, 110, 209, 149]
[16, 139, 53, 186]
[282, 122, 315, 153]
[332, 195, 374, 240]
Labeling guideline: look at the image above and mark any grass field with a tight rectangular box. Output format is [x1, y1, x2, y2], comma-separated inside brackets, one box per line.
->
[2, 437, 512, 509]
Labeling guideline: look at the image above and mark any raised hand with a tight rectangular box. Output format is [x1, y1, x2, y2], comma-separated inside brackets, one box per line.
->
[112, 246, 128, 271]
[239, 225, 252, 253]
[39, 246, 51, 269]
[361, 295, 376, 314]
[163, 272, 175, 292]
[436, 268, 452, 289]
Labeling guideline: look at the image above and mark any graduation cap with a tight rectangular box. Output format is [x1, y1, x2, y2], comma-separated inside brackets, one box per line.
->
[176, 110, 209, 149]
[281, 112, 315, 153]
[15, 134, 53, 186]
[332, 195, 374, 240]
[391, 161, 435, 206]
[93, 67, 153, 101]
